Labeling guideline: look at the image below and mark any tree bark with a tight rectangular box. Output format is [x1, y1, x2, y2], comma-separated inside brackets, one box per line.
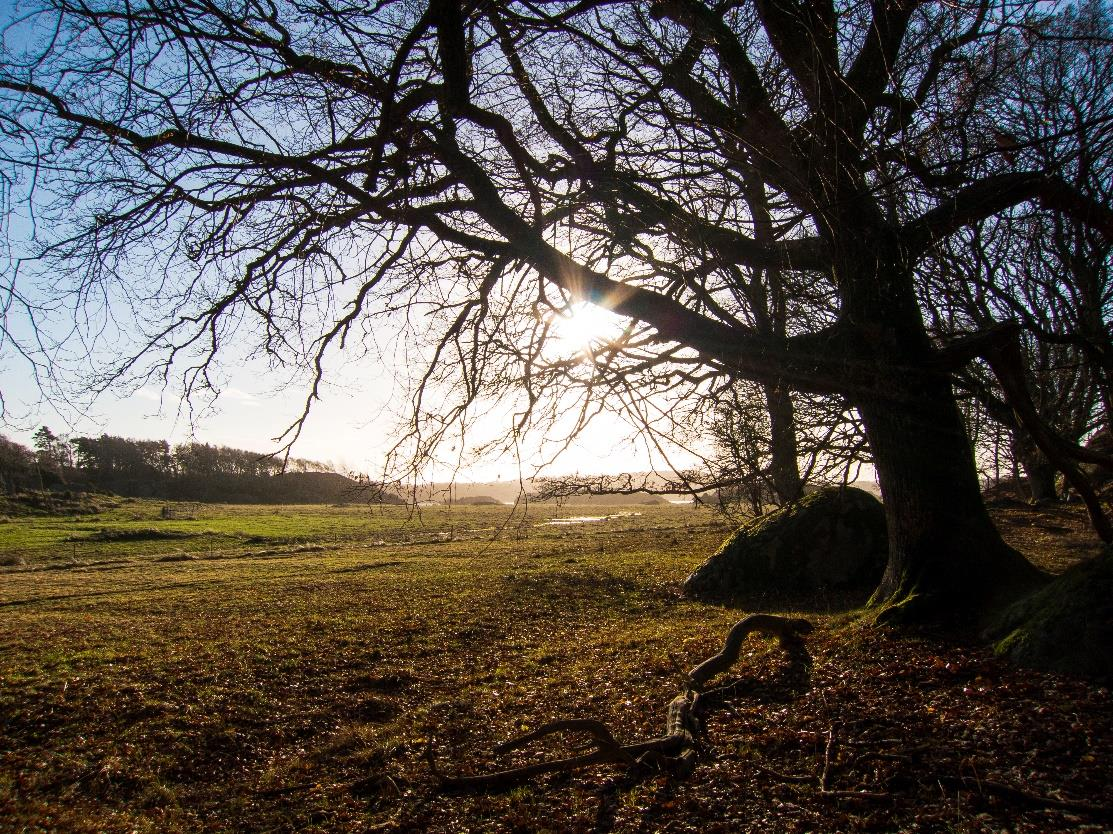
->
[1018, 446, 1059, 503]
[764, 382, 804, 504]
[833, 233, 1046, 621]
[860, 371, 1046, 621]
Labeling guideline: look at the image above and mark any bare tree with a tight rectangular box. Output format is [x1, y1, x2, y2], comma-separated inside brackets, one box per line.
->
[920, 2, 1113, 502]
[701, 382, 868, 516]
[2, 0, 1112, 623]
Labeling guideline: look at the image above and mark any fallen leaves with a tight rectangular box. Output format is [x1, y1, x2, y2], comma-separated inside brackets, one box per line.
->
[0, 501, 1110, 832]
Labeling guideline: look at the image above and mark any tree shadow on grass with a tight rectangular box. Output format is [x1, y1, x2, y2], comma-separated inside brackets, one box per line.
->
[698, 585, 870, 616]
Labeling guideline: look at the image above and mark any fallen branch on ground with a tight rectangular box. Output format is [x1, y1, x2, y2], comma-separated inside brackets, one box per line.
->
[430, 613, 814, 790]
[937, 775, 1113, 820]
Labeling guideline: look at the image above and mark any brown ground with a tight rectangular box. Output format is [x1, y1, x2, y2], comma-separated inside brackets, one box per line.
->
[0, 499, 1109, 833]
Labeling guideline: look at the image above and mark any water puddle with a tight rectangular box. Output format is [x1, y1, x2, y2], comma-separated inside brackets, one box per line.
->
[539, 512, 642, 526]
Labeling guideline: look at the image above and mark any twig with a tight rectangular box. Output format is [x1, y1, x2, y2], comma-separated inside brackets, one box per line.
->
[843, 738, 906, 747]
[818, 788, 892, 803]
[819, 724, 839, 793]
[751, 763, 815, 784]
[938, 775, 1113, 820]
[849, 751, 914, 765]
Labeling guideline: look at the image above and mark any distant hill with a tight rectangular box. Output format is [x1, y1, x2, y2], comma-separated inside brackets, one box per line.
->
[1, 429, 405, 506]
[71, 470, 404, 505]
[416, 478, 681, 505]
[455, 495, 502, 505]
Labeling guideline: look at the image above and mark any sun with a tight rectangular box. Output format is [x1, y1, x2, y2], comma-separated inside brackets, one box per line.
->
[551, 302, 620, 352]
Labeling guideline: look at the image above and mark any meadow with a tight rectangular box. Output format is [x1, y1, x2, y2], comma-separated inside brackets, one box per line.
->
[1, 499, 1110, 833]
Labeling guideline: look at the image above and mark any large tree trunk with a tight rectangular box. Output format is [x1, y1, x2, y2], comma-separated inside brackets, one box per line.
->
[764, 382, 804, 504]
[860, 371, 1046, 622]
[835, 233, 1046, 623]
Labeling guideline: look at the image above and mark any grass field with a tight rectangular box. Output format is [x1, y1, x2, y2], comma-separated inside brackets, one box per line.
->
[1, 499, 1110, 833]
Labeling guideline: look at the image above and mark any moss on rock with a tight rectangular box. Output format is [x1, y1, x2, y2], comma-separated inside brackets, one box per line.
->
[987, 550, 1113, 679]
[683, 486, 887, 602]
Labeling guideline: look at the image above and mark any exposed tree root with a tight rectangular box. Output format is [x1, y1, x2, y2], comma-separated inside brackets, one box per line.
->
[431, 614, 814, 790]
[686, 614, 813, 689]
[427, 614, 1113, 824]
[937, 775, 1113, 820]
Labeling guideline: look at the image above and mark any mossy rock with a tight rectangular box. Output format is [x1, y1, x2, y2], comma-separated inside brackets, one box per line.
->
[683, 486, 888, 601]
[987, 551, 1113, 679]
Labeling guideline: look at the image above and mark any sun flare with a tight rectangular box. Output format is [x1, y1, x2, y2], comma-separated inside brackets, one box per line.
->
[552, 302, 619, 351]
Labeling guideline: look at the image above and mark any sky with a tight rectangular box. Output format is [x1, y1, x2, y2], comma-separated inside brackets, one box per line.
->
[0, 0, 817, 488]
[0, 348, 682, 482]
[0, 301, 692, 481]
[0, 0, 692, 481]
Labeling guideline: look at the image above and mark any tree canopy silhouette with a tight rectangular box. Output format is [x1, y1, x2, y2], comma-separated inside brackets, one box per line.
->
[2, 0, 1112, 622]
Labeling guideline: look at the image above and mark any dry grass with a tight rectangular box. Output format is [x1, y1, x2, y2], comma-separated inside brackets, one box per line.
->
[0, 499, 1109, 833]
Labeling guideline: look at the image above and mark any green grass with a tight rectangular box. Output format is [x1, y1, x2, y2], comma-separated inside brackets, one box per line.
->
[0, 501, 739, 832]
[0, 499, 709, 566]
[1, 501, 1109, 834]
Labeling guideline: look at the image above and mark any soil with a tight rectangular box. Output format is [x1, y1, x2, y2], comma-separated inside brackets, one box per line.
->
[0, 498, 1110, 833]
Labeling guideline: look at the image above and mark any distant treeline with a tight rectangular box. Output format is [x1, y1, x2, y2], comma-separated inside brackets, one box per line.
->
[0, 427, 401, 504]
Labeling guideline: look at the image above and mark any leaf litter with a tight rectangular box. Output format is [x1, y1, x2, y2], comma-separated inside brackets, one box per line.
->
[0, 500, 1109, 833]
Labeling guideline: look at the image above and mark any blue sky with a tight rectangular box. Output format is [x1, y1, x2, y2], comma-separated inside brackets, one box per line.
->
[0, 0, 698, 481]
[0, 0, 401, 472]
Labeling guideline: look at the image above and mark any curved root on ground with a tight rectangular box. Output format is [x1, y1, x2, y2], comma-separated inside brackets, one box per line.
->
[431, 613, 814, 790]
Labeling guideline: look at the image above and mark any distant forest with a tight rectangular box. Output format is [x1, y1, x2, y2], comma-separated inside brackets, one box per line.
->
[0, 427, 401, 505]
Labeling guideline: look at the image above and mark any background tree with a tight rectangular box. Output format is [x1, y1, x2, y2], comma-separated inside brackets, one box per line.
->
[31, 425, 71, 481]
[71, 434, 173, 479]
[702, 383, 869, 516]
[925, 234, 1106, 502]
[3, 0, 1113, 623]
[918, 1, 1113, 502]
[0, 434, 34, 492]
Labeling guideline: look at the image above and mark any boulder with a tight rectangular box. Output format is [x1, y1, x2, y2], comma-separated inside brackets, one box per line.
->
[987, 551, 1113, 680]
[683, 486, 888, 601]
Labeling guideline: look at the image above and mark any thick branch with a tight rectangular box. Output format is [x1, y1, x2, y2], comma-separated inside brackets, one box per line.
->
[612, 179, 831, 272]
[843, 0, 916, 136]
[432, 133, 871, 396]
[905, 173, 1113, 257]
[750, 0, 840, 116]
[929, 320, 1023, 371]
[648, 0, 815, 209]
